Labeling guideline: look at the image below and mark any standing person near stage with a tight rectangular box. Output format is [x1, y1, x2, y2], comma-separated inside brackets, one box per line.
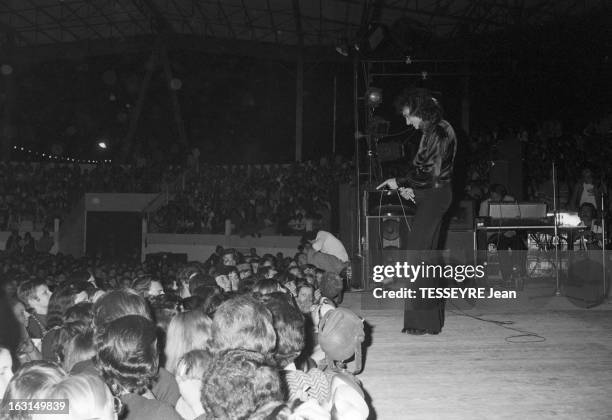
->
[377, 89, 457, 336]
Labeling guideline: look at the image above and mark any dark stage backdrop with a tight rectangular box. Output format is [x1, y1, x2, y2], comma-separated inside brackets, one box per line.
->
[86, 212, 141, 260]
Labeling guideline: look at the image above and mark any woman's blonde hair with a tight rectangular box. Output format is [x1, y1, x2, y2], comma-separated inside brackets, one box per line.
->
[164, 310, 212, 374]
[39, 374, 115, 420]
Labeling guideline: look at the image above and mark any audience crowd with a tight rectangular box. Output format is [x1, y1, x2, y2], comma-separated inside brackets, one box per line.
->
[149, 158, 353, 236]
[0, 230, 367, 420]
[0, 157, 353, 237]
[0, 162, 182, 232]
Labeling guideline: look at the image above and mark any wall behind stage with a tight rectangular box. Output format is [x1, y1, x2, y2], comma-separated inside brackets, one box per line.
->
[145, 234, 303, 262]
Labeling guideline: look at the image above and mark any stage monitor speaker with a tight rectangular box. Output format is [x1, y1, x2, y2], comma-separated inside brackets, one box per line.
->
[365, 215, 413, 289]
[564, 257, 608, 308]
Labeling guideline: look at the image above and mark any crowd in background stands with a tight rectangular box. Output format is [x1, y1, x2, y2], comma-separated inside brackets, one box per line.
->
[0, 162, 182, 232]
[0, 232, 367, 420]
[463, 112, 612, 208]
[149, 157, 354, 235]
[0, 157, 353, 237]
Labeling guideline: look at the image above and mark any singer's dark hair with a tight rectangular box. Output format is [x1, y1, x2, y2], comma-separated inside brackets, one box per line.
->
[395, 88, 443, 125]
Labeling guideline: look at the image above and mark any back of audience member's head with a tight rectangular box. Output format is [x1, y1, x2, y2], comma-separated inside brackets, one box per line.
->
[257, 266, 278, 280]
[200, 349, 283, 420]
[192, 284, 221, 301]
[181, 295, 206, 311]
[1, 360, 66, 414]
[63, 301, 94, 325]
[259, 292, 305, 368]
[202, 290, 230, 318]
[175, 349, 213, 414]
[238, 276, 256, 294]
[39, 374, 116, 420]
[175, 349, 212, 380]
[58, 324, 95, 373]
[165, 310, 212, 374]
[92, 290, 151, 331]
[252, 278, 282, 295]
[46, 282, 88, 329]
[130, 277, 164, 299]
[319, 272, 344, 303]
[489, 183, 508, 201]
[188, 274, 216, 296]
[95, 315, 159, 396]
[0, 347, 13, 400]
[211, 295, 276, 355]
[149, 293, 181, 331]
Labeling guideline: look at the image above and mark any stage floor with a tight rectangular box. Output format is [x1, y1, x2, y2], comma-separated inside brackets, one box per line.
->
[342, 281, 612, 420]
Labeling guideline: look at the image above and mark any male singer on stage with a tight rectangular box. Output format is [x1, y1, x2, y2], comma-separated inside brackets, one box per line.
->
[377, 89, 457, 335]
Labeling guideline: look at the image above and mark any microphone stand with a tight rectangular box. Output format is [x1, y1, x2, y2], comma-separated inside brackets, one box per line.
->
[552, 161, 561, 296]
[601, 180, 608, 300]
[530, 161, 563, 301]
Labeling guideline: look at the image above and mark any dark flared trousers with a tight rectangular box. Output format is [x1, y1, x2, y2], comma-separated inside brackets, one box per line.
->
[403, 184, 452, 332]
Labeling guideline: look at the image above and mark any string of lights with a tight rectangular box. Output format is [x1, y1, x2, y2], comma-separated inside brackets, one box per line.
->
[11, 145, 111, 164]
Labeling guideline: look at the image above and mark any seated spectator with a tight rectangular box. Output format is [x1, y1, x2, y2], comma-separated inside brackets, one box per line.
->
[17, 279, 52, 339]
[569, 167, 606, 211]
[96, 315, 182, 420]
[131, 277, 165, 300]
[38, 374, 117, 420]
[36, 229, 54, 254]
[57, 324, 95, 373]
[174, 350, 212, 420]
[74, 290, 180, 408]
[478, 184, 515, 217]
[10, 299, 42, 364]
[308, 230, 349, 263]
[41, 282, 89, 362]
[259, 292, 305, 370]
[576, 202, 605, 250]
[210, 295, 276, 355]
[0, 360, 67, 417]
[164, 310, 212, 375]
[0, 347, 13, 398]
[199, 349, 284, 419]
[303, 243, 347, 276]
[5, 230, 21, 255]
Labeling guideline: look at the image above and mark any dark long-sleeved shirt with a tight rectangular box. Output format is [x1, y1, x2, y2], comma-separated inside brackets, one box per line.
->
[397, 120, 457, 189]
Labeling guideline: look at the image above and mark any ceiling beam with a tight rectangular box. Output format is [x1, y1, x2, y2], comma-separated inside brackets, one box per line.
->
[5, 33, 352, 64]
[25, 0, 81, 42]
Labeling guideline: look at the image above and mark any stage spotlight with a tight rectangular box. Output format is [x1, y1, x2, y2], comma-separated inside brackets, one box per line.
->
[365, 87, 383, 107]
[97, 141, 108, 150]
[421, 71, 428, 80]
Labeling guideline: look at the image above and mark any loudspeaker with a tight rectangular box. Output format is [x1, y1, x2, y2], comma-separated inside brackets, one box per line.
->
[365, 215, 413, 289]
[367, 216, 412, 250]
[339, 185, 358, 257]
[564, 257, 608, 308]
